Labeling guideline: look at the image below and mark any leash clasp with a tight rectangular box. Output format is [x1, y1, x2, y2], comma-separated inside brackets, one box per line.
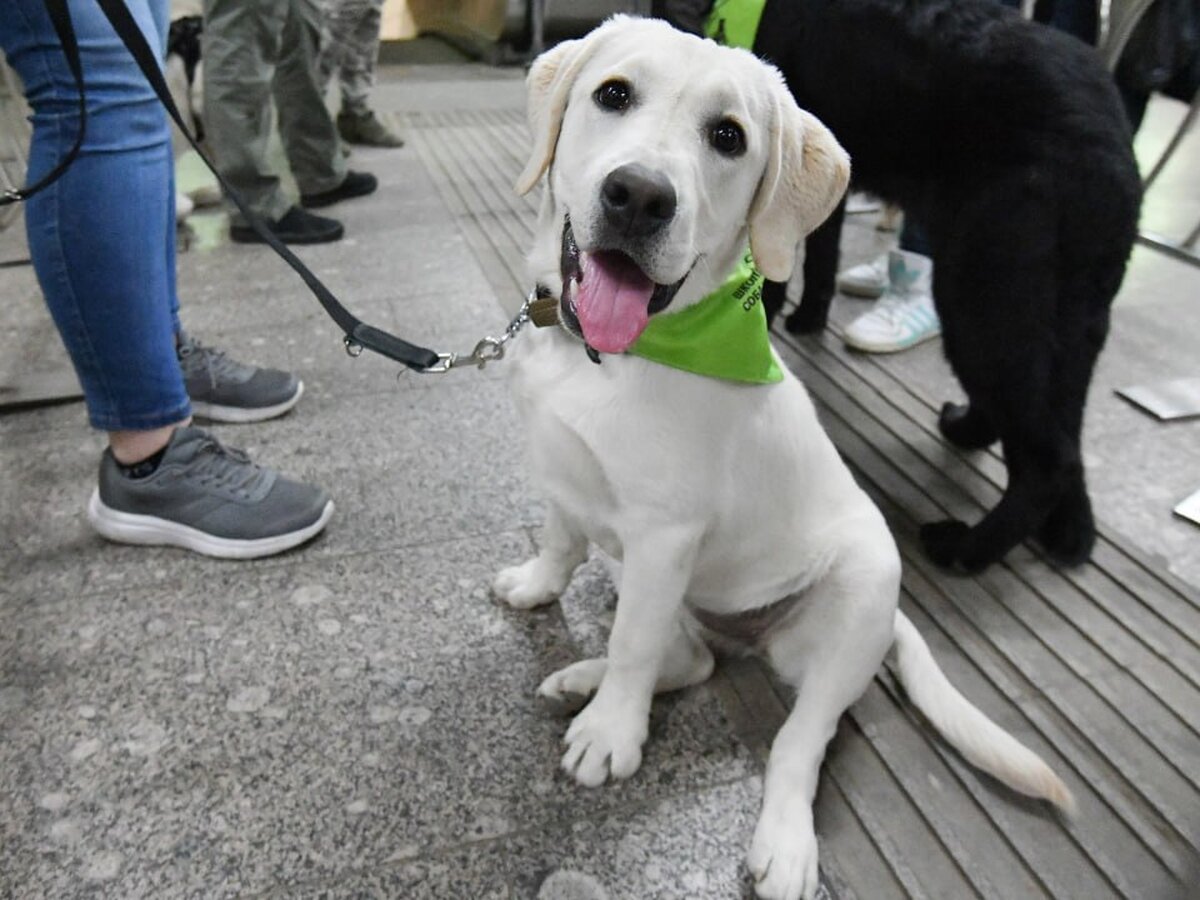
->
[413, 289, 535, 375]
[468, 336, 506, 367]
[418, 336, 506, 374]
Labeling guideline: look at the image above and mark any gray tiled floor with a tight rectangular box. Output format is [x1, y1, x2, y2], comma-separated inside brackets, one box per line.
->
[0, 66, 772, 900]
[2, 57, 1198, 900]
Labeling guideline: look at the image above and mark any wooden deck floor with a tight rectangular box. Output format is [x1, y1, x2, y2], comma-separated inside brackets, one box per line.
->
[399, 106, 1200, 900]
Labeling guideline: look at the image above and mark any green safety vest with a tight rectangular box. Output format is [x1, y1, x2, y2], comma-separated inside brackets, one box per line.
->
[704, 0, 767, 50]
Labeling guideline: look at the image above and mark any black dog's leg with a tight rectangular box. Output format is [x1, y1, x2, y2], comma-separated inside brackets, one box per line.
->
[926, 311, 1108, 570]
[784, 195, 846, 334]
[920, 179, 1082, 572]
[1032, 308, 1110, 565]
[1035, 477, 1095, 565]
[762, 279, 788, 327]
[938, 401, 999, 450]
[922, 424, 1077, 572]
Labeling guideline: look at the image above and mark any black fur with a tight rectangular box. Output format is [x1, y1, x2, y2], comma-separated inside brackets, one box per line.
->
[747, 0, 1141, 572]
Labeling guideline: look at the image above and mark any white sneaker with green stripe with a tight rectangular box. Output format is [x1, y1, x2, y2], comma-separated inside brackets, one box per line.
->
[843, 249, 940, 353]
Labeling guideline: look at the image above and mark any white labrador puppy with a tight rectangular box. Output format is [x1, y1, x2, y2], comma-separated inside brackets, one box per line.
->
[494, 16, 1073, 900]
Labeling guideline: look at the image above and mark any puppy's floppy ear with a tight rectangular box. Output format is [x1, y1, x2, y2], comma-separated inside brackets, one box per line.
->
[515, 20, 616, 195]
[748, 72, 851, 282]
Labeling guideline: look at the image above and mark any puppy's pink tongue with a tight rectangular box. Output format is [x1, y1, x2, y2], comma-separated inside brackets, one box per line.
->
[576, 251, 654, 353]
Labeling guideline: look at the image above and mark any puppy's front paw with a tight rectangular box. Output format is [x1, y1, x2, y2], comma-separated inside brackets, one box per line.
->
[492, 558, 569, 610]
[537, 658, 607, 716]
[748, 804, 820, 900]
[561, 697, 647, 788]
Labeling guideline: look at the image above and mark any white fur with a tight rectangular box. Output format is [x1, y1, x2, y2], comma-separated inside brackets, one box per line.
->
[495, 17, 1073, 900]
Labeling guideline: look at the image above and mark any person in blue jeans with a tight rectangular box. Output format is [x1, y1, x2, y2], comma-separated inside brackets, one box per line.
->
[2, 0, 333, 558]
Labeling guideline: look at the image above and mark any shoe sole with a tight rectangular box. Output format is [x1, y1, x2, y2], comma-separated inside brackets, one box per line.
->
[88, 492, 334, 560]
[838, 280, 886, 299]
[299, 188, 376, 209]
[229, 227, 344, 245]
[191, 381, 305, 424]
[842, 328, 942, 354]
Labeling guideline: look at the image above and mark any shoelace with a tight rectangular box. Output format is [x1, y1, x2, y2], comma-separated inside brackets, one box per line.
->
[177, 333, 251, 383]
[871, 292, 936, 333]
[188, 434, 266, 495]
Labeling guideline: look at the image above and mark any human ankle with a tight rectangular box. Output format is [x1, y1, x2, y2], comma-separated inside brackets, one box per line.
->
[109, 418, 191, 465]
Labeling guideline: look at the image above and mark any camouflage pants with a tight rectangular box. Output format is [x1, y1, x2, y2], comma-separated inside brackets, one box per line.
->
[319, 0, 385, 117]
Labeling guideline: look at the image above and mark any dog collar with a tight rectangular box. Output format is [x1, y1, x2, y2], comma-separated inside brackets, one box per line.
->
[629, 250, 783, 385]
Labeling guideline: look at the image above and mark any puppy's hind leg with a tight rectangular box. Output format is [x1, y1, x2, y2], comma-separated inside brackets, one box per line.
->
[749, 548, 898, 900]
[493, 504, 588, 610]
[538, 614, 714, 714]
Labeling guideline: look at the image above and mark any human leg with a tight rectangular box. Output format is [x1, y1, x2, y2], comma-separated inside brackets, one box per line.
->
[327, 0, 403, 147]
[2, 0, 333, 556]
[842, 236, 940, 353]
[201, 0, 293, 221]
[333, 0, 383, 118]
[273, 0, 347, 196]
[4, 0, 191, 435]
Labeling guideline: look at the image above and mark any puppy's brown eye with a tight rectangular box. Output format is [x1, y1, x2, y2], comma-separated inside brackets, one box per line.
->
[594, 79, 632, 111]
[710, 120, 745, 156]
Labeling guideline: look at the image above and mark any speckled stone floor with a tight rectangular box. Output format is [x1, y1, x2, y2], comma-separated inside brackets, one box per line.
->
[2, 50, 1198, 900]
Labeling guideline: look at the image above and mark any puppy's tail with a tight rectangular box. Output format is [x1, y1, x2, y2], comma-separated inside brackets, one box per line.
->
[891, 610, 1075, 815]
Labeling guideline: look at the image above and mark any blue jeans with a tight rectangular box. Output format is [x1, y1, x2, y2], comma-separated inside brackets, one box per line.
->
[2, 0, 190, 431]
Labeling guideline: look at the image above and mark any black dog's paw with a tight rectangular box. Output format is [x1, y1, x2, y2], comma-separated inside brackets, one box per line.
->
[783, 302, 829, 335]
[938, 402, 998, 450]
[919, 519, 980, 573]
[1036, 500, 1096, 567]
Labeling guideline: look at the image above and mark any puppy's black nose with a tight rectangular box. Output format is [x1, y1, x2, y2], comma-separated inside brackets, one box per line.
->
[600, 164, 677, 237]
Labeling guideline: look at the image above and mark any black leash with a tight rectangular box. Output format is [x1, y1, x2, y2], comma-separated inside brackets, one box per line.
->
[4, 0, 444, 372]
[1, 0, 86, 205]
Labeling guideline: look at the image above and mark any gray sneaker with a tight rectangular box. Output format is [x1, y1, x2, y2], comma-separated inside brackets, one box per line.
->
[88, 426, 334, 559]
[178, 331, 303, 423]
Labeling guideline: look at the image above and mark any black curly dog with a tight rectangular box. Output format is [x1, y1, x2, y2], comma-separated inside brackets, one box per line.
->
[692, 0, 1142, 573]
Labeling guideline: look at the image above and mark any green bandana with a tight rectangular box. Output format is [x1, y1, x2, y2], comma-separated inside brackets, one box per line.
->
[629, 250, 783, 384]
[705, 0, 767, 50]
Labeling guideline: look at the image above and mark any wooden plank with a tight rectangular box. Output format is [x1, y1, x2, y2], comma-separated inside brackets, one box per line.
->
[820, 404, 1197, 887]
[823, 713, 984, 900]
[814, 775, 910, 900]
[402, 106, 1200, 900]
[884, 600, 1130, 900]
[777, 329, 1200, 627]
[851, 679, 1054, 900]
[778, 341, 1200, 730]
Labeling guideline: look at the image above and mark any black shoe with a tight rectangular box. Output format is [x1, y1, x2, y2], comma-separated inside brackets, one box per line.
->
[299, 171, 378, 209]
[229, 206, 344, 245]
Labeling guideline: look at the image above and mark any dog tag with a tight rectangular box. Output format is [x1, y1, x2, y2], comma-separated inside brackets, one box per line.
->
[528, 293, 560, 328]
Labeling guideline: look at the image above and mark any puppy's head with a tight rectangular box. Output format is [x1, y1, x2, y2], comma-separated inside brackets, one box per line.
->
[517, 15, 849, 355]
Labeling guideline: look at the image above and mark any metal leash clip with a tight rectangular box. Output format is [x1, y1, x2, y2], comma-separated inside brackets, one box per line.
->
[416, 288, 536, 375]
